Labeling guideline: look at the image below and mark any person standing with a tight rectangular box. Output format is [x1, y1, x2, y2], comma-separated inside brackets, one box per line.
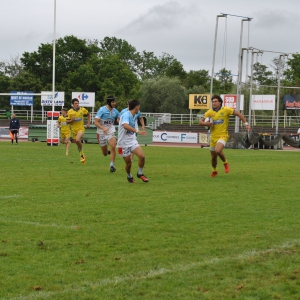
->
[117, 99, 148, 183]
[9, 113, 20, 144]
[57, 108, 71, 156]
[199, 95, 251, 177]
[67, 98, 91, 165]
[119, 102, 146, 162]
[94, 96, 120, 173]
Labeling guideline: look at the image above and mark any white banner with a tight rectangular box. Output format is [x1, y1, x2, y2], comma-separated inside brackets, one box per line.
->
[72, 92, 95, 107]
[221, 94, 244, 110]
[41, 91, 65, 106]
[153, 131, 198, 143]
[251, 95, 275, 110]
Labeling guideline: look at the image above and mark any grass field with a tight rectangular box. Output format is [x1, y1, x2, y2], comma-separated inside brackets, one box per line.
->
[1, 141, 300, 299]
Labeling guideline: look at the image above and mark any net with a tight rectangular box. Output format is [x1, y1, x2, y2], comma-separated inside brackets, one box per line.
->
[226, 129, 299, 149]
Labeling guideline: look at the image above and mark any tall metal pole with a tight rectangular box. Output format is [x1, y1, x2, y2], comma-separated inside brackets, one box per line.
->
[248, 50, 258, 126]
[210, 14, 226, 105]
[276, 55, 283, 135]
[235, 18, 251, 133]
[51, 0, 57, 146]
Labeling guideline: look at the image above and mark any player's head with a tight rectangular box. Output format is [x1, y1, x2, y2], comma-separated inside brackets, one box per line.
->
[61, 108, 68, 116]
[211, 95, 223, 110]
[106, 96, 116, 108]
[71, 98, 80, 110]
[128, 99, 140, 112]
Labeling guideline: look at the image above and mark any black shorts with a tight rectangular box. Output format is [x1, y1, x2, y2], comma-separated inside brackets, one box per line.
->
[11, 130, 18, 135]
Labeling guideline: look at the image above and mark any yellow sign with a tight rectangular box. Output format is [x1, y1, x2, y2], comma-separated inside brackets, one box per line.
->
[189, 94, 210, 109]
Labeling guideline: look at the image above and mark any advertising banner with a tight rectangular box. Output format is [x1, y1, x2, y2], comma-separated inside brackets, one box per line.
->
[189, 94, 210, 109]
[283, 94, 300, 110]
[41, 91, 65, 106]
[10, 91, 34, 106]
[153, 131, 198, 143]
[71, 92, 95, 107]
[251, 95, 275, 110]
[221, 94, 244, 110]
[0, 127, 28, 139]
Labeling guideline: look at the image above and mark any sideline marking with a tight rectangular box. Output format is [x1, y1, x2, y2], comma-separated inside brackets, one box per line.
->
[0, 218, 79, 230]
[0, 194, 22, 199]
[7, 239, 300, 300]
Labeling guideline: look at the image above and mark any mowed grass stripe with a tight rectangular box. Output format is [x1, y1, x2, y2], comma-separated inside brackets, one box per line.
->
[1, 142, 300, 299]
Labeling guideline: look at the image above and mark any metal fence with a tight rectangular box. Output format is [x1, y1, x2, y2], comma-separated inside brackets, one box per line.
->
[1, 109, 300, 128]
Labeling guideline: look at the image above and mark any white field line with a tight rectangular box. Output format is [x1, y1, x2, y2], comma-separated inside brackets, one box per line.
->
[0, 194, 22, 199]
[6, 239, 300, 300]
[0, 218, 78, 230]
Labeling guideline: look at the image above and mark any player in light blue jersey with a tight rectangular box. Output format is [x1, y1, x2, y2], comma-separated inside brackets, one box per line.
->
[120, 102, 146, 162]
[117, 99, 148, 183]
[94, 96, 120, 173]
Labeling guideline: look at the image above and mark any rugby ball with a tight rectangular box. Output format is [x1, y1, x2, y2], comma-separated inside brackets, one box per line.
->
[204, 117, 213, 129]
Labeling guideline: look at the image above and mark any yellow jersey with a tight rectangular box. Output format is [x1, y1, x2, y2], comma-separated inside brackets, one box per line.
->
[68, 107, 89, 130]
[204, 106, 234, 139]
[57, 115, 71, 132]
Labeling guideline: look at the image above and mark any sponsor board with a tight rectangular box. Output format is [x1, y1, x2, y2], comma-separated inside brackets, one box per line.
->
[0, 127, 28, 139]
[153, 131, 198, 143]
[71, 92, 95, 107]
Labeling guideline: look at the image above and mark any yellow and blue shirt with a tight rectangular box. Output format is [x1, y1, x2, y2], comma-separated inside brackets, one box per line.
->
[204, 106, 234, 139]
[67, 107, 89, 131]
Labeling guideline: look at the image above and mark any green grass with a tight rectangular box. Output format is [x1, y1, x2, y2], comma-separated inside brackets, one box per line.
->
[1, 142, 300, 299]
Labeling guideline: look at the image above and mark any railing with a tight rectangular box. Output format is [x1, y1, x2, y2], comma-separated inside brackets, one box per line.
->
[1, 110, 299, 128]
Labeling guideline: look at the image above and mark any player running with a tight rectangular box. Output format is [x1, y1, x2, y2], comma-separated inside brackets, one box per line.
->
[57, 108, 71, 156]
[67, 98, 91, 165]
[199, 95, 251, 177]
[94, 96, 120, 173]
[117, 99, 148, 183]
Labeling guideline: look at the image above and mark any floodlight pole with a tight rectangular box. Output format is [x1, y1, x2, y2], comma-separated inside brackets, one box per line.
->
[51, 0, 57, 146]
[276, 54, 285, 135]
[235, 18, 252, 133]
[248, 49, 259, 125]
[210, 14, 227, 106]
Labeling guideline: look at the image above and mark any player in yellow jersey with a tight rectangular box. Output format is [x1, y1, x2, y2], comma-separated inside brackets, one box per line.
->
[67, 98, 91, 165]
[57, 108, 71, 155]
[199, 95, 251, 177]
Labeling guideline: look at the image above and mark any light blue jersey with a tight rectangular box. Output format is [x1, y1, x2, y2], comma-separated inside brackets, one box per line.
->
[95, 105, 120, 134]
[120, 108, 141, 129]
[117, 110, 138, 147]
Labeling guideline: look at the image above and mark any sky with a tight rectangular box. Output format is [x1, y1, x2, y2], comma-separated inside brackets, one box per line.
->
[1, 0, 299, 78]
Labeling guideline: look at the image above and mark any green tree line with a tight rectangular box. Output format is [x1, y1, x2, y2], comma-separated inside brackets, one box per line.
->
[0, 35, 300, 114]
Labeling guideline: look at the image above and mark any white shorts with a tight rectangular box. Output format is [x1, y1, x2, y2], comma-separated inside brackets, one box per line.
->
[97, 132, 116, 147]
[118, 141, 139, 157]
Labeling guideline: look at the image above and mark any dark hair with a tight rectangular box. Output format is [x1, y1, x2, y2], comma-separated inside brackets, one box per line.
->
[211, 95, 223, 105]
[128, 99, 140, 110]
[106, 95, 116, 105]
[72, 98, 79, 104]
[61, 108, 68, 112]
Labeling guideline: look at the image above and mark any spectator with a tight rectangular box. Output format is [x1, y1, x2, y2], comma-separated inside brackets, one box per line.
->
[9, 113, 20, 144]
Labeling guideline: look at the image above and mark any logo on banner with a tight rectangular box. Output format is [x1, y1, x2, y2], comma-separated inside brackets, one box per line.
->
[46, 92, 58, 100]
[189, 94, 210, 109]
[78, 93, 89, 100]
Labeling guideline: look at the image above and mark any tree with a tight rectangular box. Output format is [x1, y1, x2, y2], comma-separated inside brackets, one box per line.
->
[21, 35, 99, 87]
[0, 55, 23, 78]
[215, 68, 235, 94]
[251, 62, 274, 86]
[139, 77, 188, 114]
[184, 69, 210, 90]
[284, 54, 300, 84]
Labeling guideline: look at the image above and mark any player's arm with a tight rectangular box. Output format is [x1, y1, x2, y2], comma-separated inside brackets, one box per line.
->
[199, 117, 212, 127]
[57, 121, 60, 128]
[234, 110, 251, 131]
[139, 116, 145, 131]
[123, 123, 146, 136]
[86, 112, 91, 128]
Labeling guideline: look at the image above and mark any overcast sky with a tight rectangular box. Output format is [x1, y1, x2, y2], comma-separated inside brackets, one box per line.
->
[1, 0, 299, 77]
